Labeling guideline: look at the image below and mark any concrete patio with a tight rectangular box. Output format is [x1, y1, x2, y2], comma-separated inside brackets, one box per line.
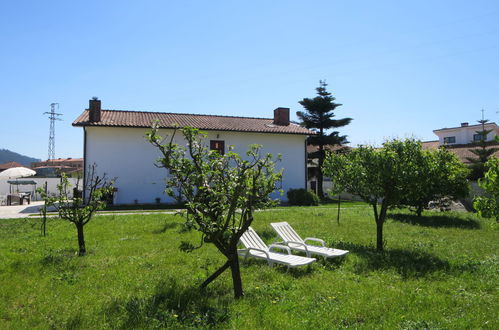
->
[0, 201, 46, 219]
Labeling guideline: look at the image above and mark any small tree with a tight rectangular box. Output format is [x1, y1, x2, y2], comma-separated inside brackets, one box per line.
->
[399, 147, 469, 216]
[297, 80, 352, 198]
[474, 157, 499, 222]
[466, 119, 499, 180]
[147, 125, 282, 299]
[324, 139, 423, 251]
[38, 181, 54, 236]
[38, 165, 114, 256]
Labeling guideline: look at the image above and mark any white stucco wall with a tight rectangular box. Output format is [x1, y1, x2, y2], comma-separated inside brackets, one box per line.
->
[84, 127, 307, 204]
[434, 124, 499, 145]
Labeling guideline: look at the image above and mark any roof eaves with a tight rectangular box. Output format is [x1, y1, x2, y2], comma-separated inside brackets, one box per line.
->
[73, 122, 314, 135]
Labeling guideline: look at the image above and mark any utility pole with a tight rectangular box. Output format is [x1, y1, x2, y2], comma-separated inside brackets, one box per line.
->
[43, 103, 62, 161]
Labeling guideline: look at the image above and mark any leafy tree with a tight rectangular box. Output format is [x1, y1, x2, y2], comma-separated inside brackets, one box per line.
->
[147, 125, 282, 299]
[37, 166, 114, 256]
[473, 157, 499, 222]
[399, 147, 469, 216]
[466, 119, 499, 180]
[324, 139, 423, 251]
[297, 80, 352, 198]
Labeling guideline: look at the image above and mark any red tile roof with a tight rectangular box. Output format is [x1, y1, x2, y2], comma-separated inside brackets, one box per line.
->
[421, 140, 440, 150]
[35, 158, 83, 163]
[72, 110, 313, 135]
[422, 141, 499, 163]
[0, 161, 24, 170]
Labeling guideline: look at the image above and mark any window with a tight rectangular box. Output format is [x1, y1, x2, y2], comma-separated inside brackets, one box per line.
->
[210, 140, 225, 155]
[473, 134, 486, 142]
[443, 136, 456, 144]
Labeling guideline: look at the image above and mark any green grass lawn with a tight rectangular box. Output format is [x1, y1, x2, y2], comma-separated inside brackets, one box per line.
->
[0, 205, 497, 329]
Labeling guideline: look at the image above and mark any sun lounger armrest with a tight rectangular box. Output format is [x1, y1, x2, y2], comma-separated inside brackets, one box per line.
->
[304, 237, 326, 247]
[268, 244, 291, 255]
[246, 247, 270, 260]
[284, 240, 309, 254]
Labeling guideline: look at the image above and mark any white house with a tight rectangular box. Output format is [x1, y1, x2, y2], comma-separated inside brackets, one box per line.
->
[433, 122, 499, 146]
[73, 98, 313, 204]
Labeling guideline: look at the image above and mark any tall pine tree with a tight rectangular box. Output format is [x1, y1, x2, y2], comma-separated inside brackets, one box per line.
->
[466, 119, 499, 180]
[297, 80, 352, 198]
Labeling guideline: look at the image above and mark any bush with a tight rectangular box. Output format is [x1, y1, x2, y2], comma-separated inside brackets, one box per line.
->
[287, 188, 319, 206]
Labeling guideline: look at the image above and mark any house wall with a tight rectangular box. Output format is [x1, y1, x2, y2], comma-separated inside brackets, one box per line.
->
[435, 124, 499, 145]
[84, 126, 307, 204]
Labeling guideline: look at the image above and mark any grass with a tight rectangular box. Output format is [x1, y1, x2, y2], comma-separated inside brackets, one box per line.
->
[0, 205, 497, 329]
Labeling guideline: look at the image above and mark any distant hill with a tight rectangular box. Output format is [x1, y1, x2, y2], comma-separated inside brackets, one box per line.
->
[0, 149, 41, 167]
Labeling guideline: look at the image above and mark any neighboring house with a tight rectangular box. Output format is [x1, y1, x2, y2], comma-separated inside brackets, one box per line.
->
[423, 121, 499, 163]
[73, 98, 313, 204]
[32, 158, 84, 177]
[433, 121, 499, 146]
[0, 161, 24, 173]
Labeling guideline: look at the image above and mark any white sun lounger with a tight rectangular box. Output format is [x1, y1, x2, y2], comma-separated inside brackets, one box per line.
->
[270, 222, 349, 259]
[238, 227, 316, 268]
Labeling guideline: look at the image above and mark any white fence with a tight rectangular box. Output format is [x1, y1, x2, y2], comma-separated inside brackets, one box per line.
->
[0, 177, 79, 201]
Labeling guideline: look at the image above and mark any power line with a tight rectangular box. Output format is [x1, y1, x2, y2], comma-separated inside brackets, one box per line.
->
[43, 103, 62, 161]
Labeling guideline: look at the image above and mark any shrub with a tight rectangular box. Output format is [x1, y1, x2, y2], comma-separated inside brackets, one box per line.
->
[287, 188, 319, 206]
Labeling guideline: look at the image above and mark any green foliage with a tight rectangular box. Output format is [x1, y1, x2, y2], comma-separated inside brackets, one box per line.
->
[466, 119, 499, 180]
[399, 146, 470, 216]
[324, 139, 471, 248]
[474, 157, 499, 222]
[297, 80, 352, 198]
[287, 188, 319, 206]
[37, 166, 114, 255]
[147, 124, 282, 298]
[324, 139, 433, 250]
[0, 208, 497, 329]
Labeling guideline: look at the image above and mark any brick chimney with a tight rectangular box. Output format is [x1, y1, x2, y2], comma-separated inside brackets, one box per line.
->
[273, 107, 290, 126]
[89, 97, 101, 122]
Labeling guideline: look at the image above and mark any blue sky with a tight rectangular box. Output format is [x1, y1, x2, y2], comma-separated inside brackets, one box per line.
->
[1, 1, 498, 160]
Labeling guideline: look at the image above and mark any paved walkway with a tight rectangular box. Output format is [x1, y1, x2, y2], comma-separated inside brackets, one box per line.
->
[0, 202, 179, 219]
[0, 201, 46, 219]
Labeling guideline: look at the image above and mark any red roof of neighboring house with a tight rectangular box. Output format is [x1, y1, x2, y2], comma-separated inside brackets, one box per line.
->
[0, 161, 24, 170]
[421, 141, 440, 150]
[421, 141, 499, 163]
[72, 110, 313, 135]
[36, 158, 83, 163]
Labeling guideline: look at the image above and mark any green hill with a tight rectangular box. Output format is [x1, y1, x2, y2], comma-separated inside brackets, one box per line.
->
[0, 149, 40, 167]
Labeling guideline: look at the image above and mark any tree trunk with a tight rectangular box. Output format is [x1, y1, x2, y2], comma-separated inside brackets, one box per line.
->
[416, 205, 423, 217]
[317, 151, 325, 199]
[76, 223, 86, 256]
[200, 260, 230, 289]
[229, 254, 244, 299]
[376, 219, 384, 251]
[375, 200, 389, 251]
[337, 193, 341, 225]
[199, 251, 244, 299]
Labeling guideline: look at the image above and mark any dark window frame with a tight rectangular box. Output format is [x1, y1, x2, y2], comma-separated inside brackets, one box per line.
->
[210, 140, 225, 155]
[443, 136, 456, 144]
[473, 133, 486, 142]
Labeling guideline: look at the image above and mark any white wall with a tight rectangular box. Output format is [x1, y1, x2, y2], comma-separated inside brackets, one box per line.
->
[435, 124, 499, 145]
[0, 177, 79, 200]
[84, 127, 307, 204]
